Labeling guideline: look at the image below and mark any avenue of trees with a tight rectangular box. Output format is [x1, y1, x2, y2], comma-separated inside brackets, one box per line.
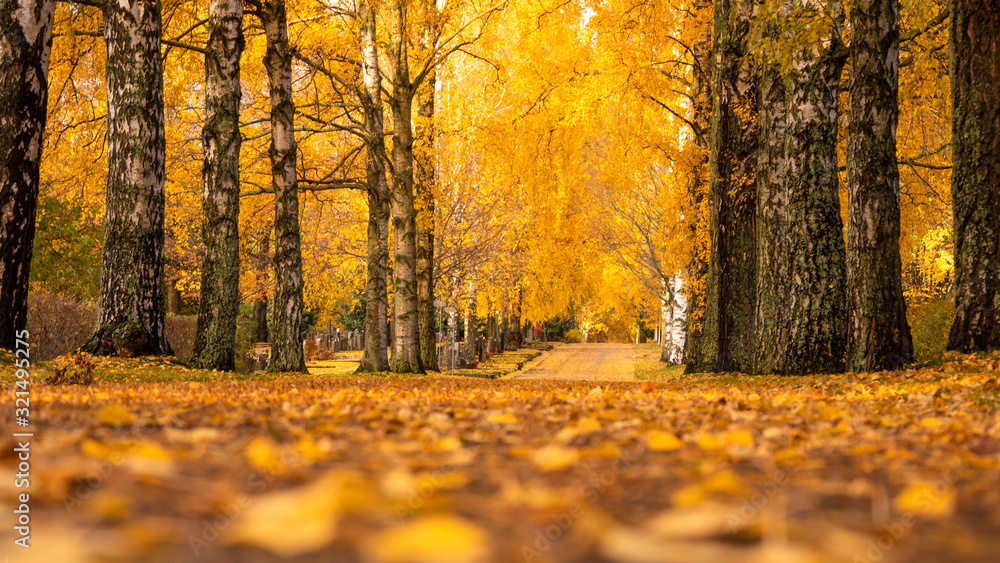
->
[690, 0, 997, 374]
[0, 0, 996, 375]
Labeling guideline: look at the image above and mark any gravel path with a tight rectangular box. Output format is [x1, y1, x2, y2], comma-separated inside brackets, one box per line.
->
[512, 343, 636, 380]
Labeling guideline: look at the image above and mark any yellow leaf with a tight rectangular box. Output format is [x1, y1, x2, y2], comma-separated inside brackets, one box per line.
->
[646, 431, 684, 451]
[225, 475, 342, 557]
[85, 491, 131, 522]
[697, 433, 720, 450]
[721, 430, 755, 448]
[920, 417, 945, 431]
[81, 439, 110, 459]
[531, 445, 580, 472]
[97, 404, 135, 426]
[590, 442, 622, 459]
[366, 515, 490, 563]
[820, 404, 845, 421]
[576, 416, 601, 433]
[245, 437, 288, 474]
[672, 485, 705, 506]
[703, 471, 743, 494]
[487, 412, 518, 424]
[435, 435, 463, 452]
[297, 437, 327, 462]
[894, 481, 955, 518]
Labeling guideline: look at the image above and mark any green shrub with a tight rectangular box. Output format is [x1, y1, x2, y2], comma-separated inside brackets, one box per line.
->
[908, 298, 953, 362]
[566, 329, 584, 343]
[30, 196, 103, 301]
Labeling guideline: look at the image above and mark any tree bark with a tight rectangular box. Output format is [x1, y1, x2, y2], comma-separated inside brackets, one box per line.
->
[846, 0, 912, 371]
[259, 0, 306, 373]
[252, 224, 270, 343]
[486, 310, 497, 354]
[192, 0, 244, 371]
[947, 0, 1000, 353]
[701, 0, 757, 373]
[508, 288, 523, 349]
[662, 276, 687, 364]
[463, 274, 477, 363]
[386, 0, 423, 373]
[682, 3, 712, 373]
[82, 0, 171, 357]
[167, 279, 182, 315]
[0, 1, 54, 351]
[356, 0, 391, 373]
[415, 68, 438, 371]
[753, 12, 848, 375]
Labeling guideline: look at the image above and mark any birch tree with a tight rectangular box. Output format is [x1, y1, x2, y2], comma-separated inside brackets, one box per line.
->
[247, 0, 307, 372]
[385, 0, 424, 373]
[356, 0, 392, 373]
[192, 0, 244, 370]
[82, 0, 171, 357]
[845, 0, 913, 371]
[701, 0, 758, 373]
[753, 2, 848, 374]
[0, 0, 54, 351]
[948, 1, 1000, 352]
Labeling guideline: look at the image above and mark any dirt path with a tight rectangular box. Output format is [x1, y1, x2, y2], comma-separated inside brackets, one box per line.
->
[512, 343, 636, 380]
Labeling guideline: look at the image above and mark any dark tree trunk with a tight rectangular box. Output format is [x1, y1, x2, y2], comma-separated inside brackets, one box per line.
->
[846, 0, 913, 371]
[192, 0, 244, 371]
[357, 0, 391, 373]
[252, 225, 270, 343]
[682, 5, 712, 373]
[947, 1, 1000, 352]
[753, 17, 848, 375]
[386, 0, 423, 373]
[415, 0, 439, 371]
[463, 275, 477, 363]
[82, 0, 171, 357]
[167, 280, 182, 315]
[486, 311, 497, 354]
[416, 70, 438, 371]
[259, 0, 306, 373]
[701, 0, 757, 373]
[0, 1, 54, 351]
[508, 288, 523, 349]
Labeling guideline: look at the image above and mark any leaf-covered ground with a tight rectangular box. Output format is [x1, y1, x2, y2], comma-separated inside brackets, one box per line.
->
[2, 347, 999, 563]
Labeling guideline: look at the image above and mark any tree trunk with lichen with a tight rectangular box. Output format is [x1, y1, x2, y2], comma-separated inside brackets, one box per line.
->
[701, 0, 757, 373]
[753, 15, 848, 375]
[0, 0, 53, 352]
[415, 70, 438, 371]
[82, 0, 171, 357]
[846, 0, 913, 371]
[682, 4, 711, 371]
[192, 0, 244, 371]
[356, 0, 391, 373]
[463, 275, 477, 363]
[386, 0, 423, 373]
[259, 0, 306, 373]
[947, 1, 1000, 353]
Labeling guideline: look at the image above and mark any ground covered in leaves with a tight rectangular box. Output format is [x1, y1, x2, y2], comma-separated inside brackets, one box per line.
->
[2, 348, 1000, 562]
